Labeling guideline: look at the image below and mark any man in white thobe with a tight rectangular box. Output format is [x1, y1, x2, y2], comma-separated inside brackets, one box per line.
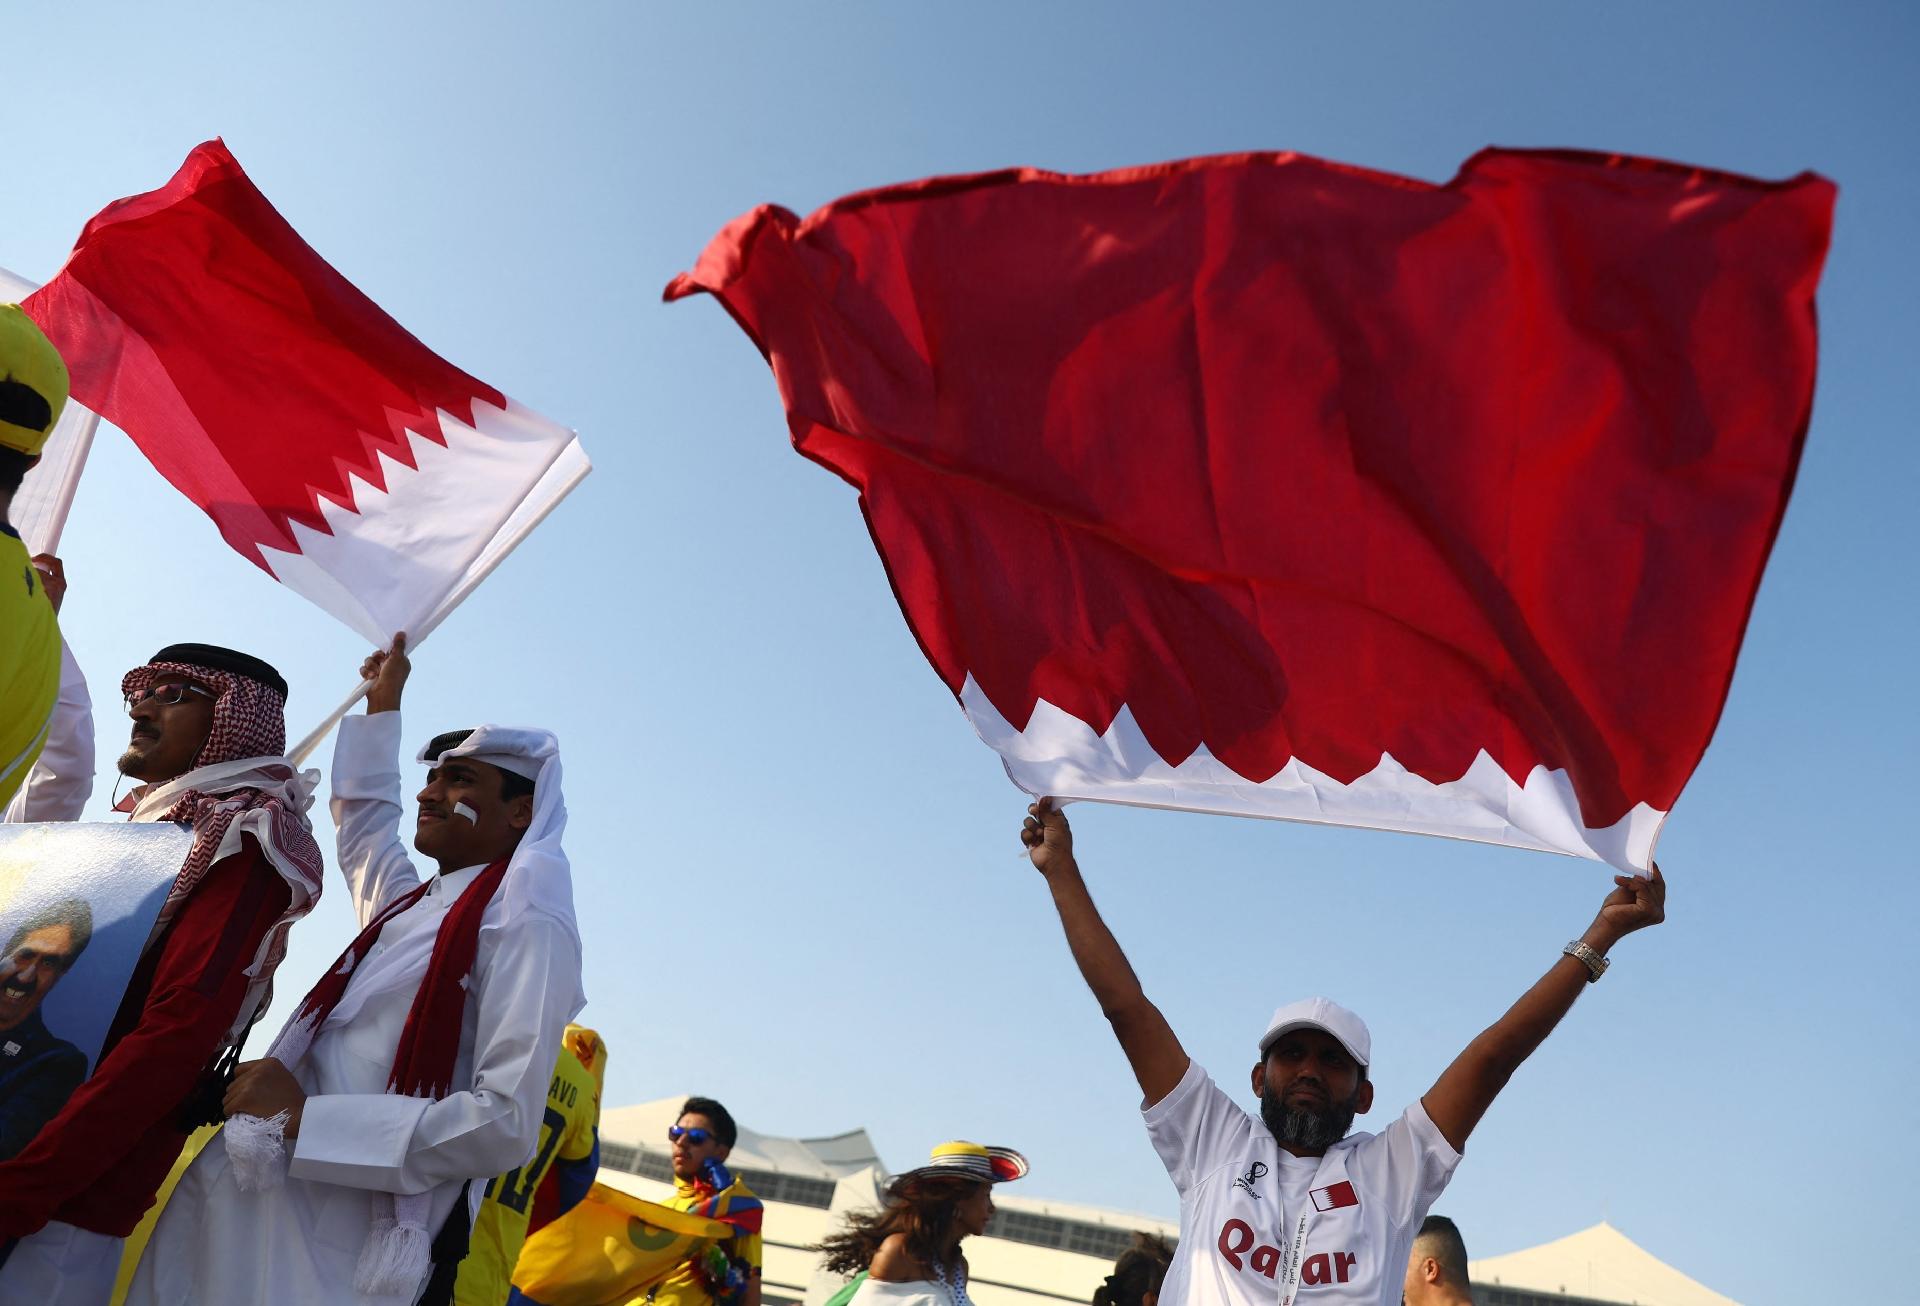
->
[128, 636, 584, 1306]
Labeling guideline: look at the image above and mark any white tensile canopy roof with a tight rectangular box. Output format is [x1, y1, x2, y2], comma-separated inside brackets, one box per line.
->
[1469, 1222, 1740, 1306]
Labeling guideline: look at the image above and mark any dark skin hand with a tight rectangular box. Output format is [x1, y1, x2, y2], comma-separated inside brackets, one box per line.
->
[224, 1057, 306, 1137]
[30, 554, 65, 613]
[361, 632, 410, 714]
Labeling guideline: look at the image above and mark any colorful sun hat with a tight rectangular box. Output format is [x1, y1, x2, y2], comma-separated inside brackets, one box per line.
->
[892, 1141, 1029, 1187]
[0, 304, 69, 457]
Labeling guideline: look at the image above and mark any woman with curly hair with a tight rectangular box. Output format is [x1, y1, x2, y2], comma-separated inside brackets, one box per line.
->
[817, 1142, 1027, 1306]
[1091, 1232, 1174, 1306]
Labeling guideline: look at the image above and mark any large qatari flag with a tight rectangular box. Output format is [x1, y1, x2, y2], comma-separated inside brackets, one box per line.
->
[668, 148, 1834, 872]
[23, 140, 589, 648]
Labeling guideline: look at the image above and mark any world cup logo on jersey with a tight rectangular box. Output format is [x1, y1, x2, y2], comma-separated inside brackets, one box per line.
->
[1231, 1161, 1268, 1198]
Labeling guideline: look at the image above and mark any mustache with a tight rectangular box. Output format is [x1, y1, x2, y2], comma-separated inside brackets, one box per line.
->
[1, 976, 36, 997]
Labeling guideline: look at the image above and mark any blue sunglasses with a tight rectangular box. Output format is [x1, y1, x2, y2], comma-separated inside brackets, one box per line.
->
[668, 1125, 714, 1146]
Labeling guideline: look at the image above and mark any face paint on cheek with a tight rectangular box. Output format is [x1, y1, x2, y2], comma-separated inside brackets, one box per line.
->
[452, 801, 479, 824]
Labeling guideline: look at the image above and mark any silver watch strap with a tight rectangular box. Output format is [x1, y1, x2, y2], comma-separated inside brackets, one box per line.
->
[1563, 940, 1609, 982]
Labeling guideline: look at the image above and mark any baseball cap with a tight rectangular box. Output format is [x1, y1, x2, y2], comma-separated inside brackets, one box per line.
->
[1258, 996, 1371, 1067]
[0, 304, 69, 457]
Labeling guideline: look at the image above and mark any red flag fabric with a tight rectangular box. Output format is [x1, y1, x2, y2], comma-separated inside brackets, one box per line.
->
[24, 140, 588, 646]
[667, 149, 1833, 871]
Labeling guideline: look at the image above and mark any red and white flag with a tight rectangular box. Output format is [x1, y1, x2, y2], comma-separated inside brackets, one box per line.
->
[1310, 1182, 1358, 1212]
[23, 140, 588, 648]
[668, 149, 1834, 872]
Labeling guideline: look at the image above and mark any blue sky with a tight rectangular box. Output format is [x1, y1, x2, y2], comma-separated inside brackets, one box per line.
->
[7, 3, 1916, 1301]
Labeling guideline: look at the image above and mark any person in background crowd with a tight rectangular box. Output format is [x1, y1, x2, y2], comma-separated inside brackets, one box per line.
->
[0, 304, 69, 815]
[645, 1097, 765, 1306]
[127, 634, 584, 1306]
[1092, 1233, 1173, 1306]
[1400, 1216, 1472, 1306]
[461, 1023, 606, 1306]
[0, 644, 323, 1305]
[819, 1141, 1028, 1306]
[1021, 796, 1666, 1306]
[1, 555, 94, 826]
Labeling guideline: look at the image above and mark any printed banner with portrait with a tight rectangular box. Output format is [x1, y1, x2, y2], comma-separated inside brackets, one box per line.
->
[0, 823, 190, 1160]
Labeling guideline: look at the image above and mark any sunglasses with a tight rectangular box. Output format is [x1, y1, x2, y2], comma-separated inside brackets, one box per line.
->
[668, 1126, 715, 1146]
[125, 682, 217, 713]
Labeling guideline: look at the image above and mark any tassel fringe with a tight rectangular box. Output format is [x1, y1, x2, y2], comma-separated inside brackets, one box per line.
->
[353, 1200, 433, 1298]
[224, 1109, 291, 1192]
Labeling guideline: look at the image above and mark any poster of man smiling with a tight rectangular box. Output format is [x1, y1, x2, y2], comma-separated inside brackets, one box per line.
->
[0, 824, 189, 1159]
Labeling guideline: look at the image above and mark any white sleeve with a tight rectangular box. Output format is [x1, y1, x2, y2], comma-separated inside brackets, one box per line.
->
[1360, 1099, 1463, 1224]
[288, 913, 581, 1194]
[4, 639, 94, 823]
[329, 712, 425, 924]
[1141, 1059, 1255, 1196]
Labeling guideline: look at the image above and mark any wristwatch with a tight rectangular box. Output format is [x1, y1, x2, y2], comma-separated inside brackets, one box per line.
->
[1563, 940, 1609, 983]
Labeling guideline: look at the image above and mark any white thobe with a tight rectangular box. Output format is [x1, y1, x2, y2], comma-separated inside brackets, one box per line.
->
[3, 638, 93, 824]
[127, 712, 581, 1306]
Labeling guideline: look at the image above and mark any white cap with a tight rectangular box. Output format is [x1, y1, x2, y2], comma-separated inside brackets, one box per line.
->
[1258, 997, 1371, 1067]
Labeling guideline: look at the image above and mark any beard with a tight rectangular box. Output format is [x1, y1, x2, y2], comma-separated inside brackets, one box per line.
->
[1260, 1084, 1359, 1151]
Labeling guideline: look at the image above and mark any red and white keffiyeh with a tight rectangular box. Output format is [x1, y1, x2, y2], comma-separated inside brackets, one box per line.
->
[119, 659, 324, 1053]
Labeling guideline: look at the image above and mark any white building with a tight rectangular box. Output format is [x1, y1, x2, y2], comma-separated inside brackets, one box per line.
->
[1468, 1223, 1741, 1306]
[596, 1097, 1178, 1306]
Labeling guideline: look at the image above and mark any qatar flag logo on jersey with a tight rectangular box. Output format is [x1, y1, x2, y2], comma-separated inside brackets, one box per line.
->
[1310, 1181, 1358, 1212]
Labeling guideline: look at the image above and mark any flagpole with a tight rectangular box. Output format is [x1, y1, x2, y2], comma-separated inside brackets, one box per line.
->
[287, 678, 374, 768]
[285, 442, 591, 767]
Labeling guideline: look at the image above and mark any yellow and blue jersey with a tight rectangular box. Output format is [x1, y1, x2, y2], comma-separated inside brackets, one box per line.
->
[0, 526, 59, 813]
[456, 1026, 605, 1306]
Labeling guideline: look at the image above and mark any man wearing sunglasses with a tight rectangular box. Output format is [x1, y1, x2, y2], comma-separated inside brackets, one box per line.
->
[653, 1098, 764, 1306]
[0, 644, 324, 1306]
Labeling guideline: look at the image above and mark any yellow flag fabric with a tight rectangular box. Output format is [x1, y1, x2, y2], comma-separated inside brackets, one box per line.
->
[110, 1124, 219, 1305]
[512, 1183, 734, 1306]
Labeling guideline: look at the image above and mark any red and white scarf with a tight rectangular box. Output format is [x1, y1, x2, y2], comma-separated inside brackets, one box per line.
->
[226, 857, 510, 1296]
[118, 660, 325, 1054]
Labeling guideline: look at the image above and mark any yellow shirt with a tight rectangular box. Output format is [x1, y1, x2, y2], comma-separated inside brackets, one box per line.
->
[0, 527, 59, 813]
[454, 1035, 603, 1306]
[646, 1180, 763, 1306]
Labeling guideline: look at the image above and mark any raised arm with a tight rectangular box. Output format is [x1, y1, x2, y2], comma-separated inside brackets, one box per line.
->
[328, 635, 424, 923]
[1023, 798, 1188, 1106]
[1421, 863, 1667, 1153]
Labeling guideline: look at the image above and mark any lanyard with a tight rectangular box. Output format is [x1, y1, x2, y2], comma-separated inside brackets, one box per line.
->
[1275, 1147, 1352, 1306]
[1276, 1202, 1313, 1306]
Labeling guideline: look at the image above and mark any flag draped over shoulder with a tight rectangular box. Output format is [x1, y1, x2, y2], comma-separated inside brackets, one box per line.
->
[512, 1184, 735, 1306]
[666, 148, 1834, 871]
[23, 140, 589, 646]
